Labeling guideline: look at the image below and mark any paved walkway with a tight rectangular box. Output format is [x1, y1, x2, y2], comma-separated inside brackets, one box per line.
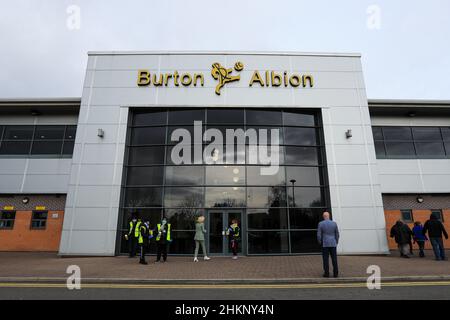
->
[0, 251, 448, 283]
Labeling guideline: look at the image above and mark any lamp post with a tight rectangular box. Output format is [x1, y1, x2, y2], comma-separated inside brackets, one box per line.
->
[290, 179, 296, 208]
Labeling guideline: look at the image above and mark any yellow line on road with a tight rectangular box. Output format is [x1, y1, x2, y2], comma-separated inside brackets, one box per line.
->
[0, 281, 450, 290]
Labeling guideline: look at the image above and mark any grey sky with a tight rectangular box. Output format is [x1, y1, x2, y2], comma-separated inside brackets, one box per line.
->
[1, 0, 449, 99]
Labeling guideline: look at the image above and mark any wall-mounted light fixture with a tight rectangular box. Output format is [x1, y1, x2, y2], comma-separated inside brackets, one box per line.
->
[97, 128, 104, 138]
[22, 197, 30, 204]
[416, 195, 424, 203]
[345, 129, 352, 139]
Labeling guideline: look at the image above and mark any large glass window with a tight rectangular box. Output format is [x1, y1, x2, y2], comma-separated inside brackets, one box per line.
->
[373, 126, 450, 159]
[121, 108, 329, 255]
[0, 125, 76, 156]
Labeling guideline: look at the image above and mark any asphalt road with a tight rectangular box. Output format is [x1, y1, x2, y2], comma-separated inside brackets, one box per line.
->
[0, 281, 449, 300]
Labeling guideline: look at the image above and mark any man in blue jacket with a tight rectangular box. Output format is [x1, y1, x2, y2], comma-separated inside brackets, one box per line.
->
[317, 211, 340, 278]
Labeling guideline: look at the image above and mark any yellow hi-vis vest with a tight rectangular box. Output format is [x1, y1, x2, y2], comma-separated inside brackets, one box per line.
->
[138, 224, 146, 244]
[156, 223, 171, 241]
[129, 220, 141, 238]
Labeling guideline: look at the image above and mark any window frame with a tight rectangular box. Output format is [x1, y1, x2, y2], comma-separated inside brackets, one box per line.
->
[400, 209, 414, 223]
[373, 126, 450, 159]
[30, 210, 48, 230]
[0, 211, 16, 230]
[0, 125, 76, 158]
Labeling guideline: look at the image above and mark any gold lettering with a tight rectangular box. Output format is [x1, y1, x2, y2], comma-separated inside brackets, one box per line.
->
[193, 73, 204, 86]
[289, 75, 301, 87]
[265, 71, 269, 87]
[152, 74, 163, 86]
[137, 70, 151, 86]
[302, 75, 314, 87]
[284, 71, 288, 87]
[174, 71, 180, 86]
[271, 71, 282, 87]
[249, 71, 265, 87]
[181, 73, 192, 86]
[164, 73, 172, 86]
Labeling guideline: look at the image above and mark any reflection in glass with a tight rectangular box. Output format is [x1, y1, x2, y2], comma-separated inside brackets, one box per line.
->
[205, 187, 246, 207]
[3, 126, 34, 140]
[168, 109, 204, 124]
[247, 208, 288, 229]
[374, 141, 386, 158]
[290, 231, 321, 253]
[168, 231, 196, 254]
[415, 142, 445, 157]
[207, 109, 244, 124]
[133, 111, 167, 126]
[412, 127, 442, 141]
[383, 127, 412, 140]
[285, 146, 319, 165]
[246, 110, 282, 125]
[0, 141, 32, 154]
[164, 187, 204, 208]
[124, 187, 163, 207]
[208, 211, 224, 253]
[245, 127, 283, 145]
[247, 186, 286, 208]
[128, 146, 166, 165]
[165, 208, 202, 230]
[286, 167, 321, 186]
[206, 166, 245, 185]
[131, 127, 166, 145]
[284, 127, 317, 146]
[385, 142, 415, 157]
[287, 187, 324, 208]
[289, 208, 323, 229]
[34, 126, 65, 139]
[31, 141, 63, 155]
[248, 231, 289, 254]
[126, 166, 164, 186]
[246, 145, 284, 165]
[283, 111, 315, 126]
[247, 166, 285, 185]
[165, 166, 204, 185]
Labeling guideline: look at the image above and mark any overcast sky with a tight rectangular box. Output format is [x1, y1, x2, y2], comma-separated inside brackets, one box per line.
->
[1, 0, 449, 100]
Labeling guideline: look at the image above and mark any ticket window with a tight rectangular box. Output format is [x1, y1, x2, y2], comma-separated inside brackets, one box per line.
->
[0, 211, 16, 229]
[30, 211, 48, 230]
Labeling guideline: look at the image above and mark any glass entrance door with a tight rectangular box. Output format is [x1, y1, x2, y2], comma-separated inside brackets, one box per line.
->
[207, 210, 243, 255]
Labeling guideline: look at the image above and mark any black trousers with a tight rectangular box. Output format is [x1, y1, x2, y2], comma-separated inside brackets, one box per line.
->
[231, 239, 239, 256]
[139, 244, 147, 262]
[322, 247, 338, 276]
[129, 237, 138, 257]
[156, 242, 168, 261]
[416, 240, 425, 257]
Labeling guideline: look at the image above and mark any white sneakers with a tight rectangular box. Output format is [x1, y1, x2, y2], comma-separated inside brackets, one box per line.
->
[193, 256, 211, 262]
[232, 256, 238, 260]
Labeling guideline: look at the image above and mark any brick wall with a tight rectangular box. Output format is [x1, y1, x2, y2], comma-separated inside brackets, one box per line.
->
[0, 195, 66, 252]
[384, 194, 450, 250]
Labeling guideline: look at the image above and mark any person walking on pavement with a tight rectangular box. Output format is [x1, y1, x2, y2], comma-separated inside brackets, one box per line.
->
[412, 221, 427, 258]
[125, 213, 141, 258]
[227, 219, 240, 260]
[390, 220, 413, 258]
[422, 212, 449, 261]
[138, 219, 153, 265]
[155, 217, 171, 263]
[193, 215, 211, 262]
[317, 211, 339, 278]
